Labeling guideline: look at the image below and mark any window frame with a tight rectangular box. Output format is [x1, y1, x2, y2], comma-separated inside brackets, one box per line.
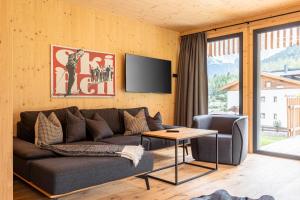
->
[253, 21, 300, 160]
[207, 32, 243, 115]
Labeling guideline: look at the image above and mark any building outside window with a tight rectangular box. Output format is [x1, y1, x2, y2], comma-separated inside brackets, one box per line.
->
[207, 33, 242, 114]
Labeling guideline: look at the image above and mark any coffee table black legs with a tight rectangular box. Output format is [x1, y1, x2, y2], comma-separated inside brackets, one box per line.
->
[175, 140, 178, 184]
[139, 133, 218, 190]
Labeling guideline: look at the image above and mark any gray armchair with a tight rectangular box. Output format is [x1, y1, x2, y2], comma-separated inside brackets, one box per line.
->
[191, 115, 248, 165]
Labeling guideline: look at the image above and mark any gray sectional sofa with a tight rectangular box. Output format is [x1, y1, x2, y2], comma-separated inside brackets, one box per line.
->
[13, 106, 177, 198]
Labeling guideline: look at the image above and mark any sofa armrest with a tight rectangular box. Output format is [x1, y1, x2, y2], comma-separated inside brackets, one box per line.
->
[162, 124, 182, 129]
[192, 115, 212, 129]
[13, 137, 56, 159]
[232, 116, 248, 165]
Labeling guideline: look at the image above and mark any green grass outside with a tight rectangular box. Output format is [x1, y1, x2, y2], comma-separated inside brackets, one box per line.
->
[260, 135, 287, 146]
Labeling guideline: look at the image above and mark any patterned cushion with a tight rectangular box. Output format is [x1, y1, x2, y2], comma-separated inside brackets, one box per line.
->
[34, 112, 63, 146]
[124, 109, 150, 135]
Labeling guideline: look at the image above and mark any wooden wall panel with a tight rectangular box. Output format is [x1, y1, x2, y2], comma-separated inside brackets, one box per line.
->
[201, 12, 300, 152]
[12, 0, 179, 133]
[0, 0, 13, 199]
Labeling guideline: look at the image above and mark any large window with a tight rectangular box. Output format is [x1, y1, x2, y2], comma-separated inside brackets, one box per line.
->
[254, 21, 300, 159]
[207, 33, 243, 114]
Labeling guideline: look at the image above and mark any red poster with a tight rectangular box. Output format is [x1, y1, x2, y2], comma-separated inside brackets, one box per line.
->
[51, 45, 115, 97]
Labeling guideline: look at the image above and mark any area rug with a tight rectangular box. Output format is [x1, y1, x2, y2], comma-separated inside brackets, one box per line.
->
[191, 189, 275, 200]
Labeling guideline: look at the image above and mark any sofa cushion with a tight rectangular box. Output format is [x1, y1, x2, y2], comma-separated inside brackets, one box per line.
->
[123, 110, 150, 135]
[100, 135, 150, 150]
[29, 153, 153, 195]
[191, 133, 232, 164]
[34, 112, 63, 146]
[86, 113, 114, 141]
[118, 107, 150, 133]
[80, 108, 120, 134]
[13, 137, 56, 160]
[18, 106, 79, 143]
[66, 110, 86, 143]
[147, 112, 164, 131]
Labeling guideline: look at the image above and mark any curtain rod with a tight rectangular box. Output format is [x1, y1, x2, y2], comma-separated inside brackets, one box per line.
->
[182, 9, 300, 35]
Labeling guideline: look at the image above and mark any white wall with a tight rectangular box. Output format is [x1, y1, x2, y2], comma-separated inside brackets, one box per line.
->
[227, 89, 300, 128]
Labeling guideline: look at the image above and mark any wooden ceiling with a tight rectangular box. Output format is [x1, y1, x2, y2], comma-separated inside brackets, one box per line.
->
[67, 0, 300, 32]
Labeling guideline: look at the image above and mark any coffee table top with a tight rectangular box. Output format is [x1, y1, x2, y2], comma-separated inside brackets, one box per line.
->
[142, 127, 217, 140]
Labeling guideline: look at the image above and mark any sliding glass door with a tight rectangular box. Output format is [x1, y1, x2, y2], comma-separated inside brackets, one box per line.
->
[254, 22, 300, 159]
[207, 33, 243, 114]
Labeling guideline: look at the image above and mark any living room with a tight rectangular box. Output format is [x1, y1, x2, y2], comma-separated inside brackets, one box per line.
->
[1, 0, 300, 199]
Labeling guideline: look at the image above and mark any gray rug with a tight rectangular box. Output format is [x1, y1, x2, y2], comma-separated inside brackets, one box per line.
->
[192, 190, 275, 200]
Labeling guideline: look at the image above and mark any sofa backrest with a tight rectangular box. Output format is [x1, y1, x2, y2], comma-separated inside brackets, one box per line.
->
[17, 106, 79, 143]
[80, 108, 121, 136]
[211, 115, 240, 134]
[17, 106, 150, 143]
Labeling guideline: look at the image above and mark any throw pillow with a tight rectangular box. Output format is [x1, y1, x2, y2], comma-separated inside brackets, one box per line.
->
[147, 112, 164, 131]
[124, 109, 150, 135]
[86, 113, 114, 141]
[34, 112, 63, 146]
[66, 110, 86, 143]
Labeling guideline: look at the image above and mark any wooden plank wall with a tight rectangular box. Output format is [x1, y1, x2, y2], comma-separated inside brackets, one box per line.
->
[11, 0, 180, 134]
[190, 12, 300, 152]
[287, 96, 300, 136]
[0, 0, 13, 199]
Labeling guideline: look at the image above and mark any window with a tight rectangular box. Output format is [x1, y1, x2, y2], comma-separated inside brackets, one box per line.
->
[266, 81, 272, 88]
[261, 96, 265, 102]
[207, 33, 243, 114]
[253, 21, 300, 158]
[261, 113, 266, 119]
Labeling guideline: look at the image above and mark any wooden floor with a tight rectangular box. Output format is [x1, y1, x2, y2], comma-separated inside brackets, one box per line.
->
[14, 147, 300, 200]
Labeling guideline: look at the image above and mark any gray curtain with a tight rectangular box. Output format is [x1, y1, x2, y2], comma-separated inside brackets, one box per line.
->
[175, 32, 208, 127]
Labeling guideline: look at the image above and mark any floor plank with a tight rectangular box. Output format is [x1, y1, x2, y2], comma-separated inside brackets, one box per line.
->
[13, 147, 300, 200]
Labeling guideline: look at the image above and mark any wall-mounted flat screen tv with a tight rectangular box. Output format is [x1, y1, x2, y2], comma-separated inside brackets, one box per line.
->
[125, 54, 171, 93]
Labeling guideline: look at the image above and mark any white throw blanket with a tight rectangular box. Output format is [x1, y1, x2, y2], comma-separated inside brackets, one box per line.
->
[119, 145, 144, 167]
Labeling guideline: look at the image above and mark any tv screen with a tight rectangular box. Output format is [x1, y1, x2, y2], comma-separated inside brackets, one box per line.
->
[125, 54, 171, 93]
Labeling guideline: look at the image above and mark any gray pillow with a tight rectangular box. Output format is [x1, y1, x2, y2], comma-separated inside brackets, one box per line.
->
[86, 113, 114, 141]
[124, 109, 150, 135]
[147, 112, 164, 131]
[34, 112, 63, 146]
[66, 110, 86, 143]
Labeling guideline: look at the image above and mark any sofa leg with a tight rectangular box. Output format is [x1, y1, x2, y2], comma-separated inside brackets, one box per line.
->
[136, 174, 150, 190]
[145, 175, 150, 190]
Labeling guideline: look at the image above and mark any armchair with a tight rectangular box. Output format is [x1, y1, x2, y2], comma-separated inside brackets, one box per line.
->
[191, 115, 248, 165]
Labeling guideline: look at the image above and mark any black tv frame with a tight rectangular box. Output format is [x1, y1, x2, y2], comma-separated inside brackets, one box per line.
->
[125, 53, 172, 94]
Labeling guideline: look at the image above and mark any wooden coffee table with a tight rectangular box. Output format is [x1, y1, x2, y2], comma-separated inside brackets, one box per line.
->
[140, 127, 218, 189]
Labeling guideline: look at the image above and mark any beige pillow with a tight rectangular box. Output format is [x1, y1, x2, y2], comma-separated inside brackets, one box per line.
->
[35, 112, 63, 146]
[124, 109, 150, 135]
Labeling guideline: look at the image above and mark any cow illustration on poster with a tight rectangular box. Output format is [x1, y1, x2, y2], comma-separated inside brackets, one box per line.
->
[51, 45, 115, 97]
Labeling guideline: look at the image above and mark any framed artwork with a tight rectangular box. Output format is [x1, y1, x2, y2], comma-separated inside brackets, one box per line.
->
[51, 45, 115, 97]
